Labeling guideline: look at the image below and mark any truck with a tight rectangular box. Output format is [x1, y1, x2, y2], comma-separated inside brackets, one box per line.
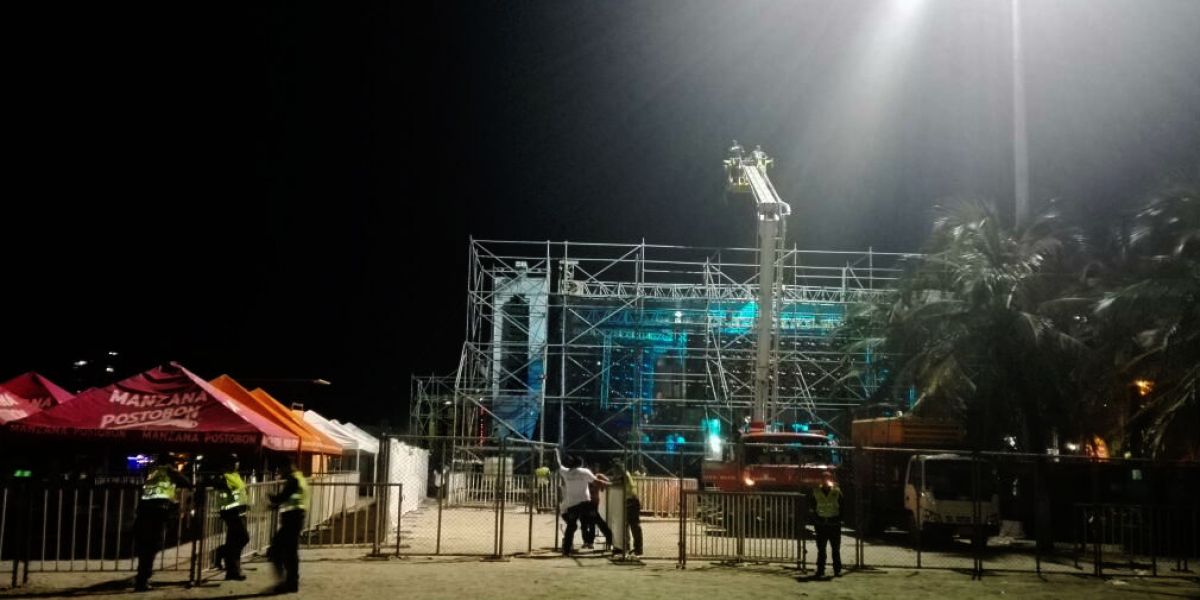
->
[700, 430, 838, 536]
[702, 430, 838, 493]
[850, 415, 1000, 544]
[698, 145, 837, 534]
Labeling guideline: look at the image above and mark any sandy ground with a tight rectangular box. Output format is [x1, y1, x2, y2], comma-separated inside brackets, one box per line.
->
[2, 551, 1197, 600]
[4, 500, 1196, 599]
[399, 503, 1192, 579]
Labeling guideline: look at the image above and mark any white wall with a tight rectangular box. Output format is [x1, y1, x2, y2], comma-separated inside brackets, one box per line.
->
[384, 439, 429, 533]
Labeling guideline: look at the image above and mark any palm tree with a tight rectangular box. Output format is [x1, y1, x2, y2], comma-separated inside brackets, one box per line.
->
[1091, 186, 1200, 459]
[843, 200, 1086, 450]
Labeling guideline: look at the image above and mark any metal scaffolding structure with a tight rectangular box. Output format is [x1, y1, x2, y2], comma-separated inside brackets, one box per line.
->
[409, 374, 456, 437]
[419, 239, 910, 473]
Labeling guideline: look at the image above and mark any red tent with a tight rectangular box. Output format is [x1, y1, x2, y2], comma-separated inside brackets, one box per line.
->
[9, 363, 299, 451]
[1, 372, 74, 409]
[0, 387, 40, 424]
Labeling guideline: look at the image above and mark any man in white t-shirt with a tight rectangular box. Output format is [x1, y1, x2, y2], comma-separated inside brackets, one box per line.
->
[556, 448, 614, 555]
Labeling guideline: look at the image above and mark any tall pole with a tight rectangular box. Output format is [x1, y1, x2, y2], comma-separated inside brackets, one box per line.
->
[1012, 0, 1030, 229]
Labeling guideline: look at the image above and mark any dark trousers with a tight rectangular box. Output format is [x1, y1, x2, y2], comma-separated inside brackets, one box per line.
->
[814, 519, 842, 575]
[133, 501, 170, 586]
[219, 509, 249, 577]
[270, 510, 305, 587]
[581, 501, 609, 546]
[563, 501, 612, 553]
[626, 497, 644, 555]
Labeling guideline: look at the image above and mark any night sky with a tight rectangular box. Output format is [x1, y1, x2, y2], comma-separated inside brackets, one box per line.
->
[6, 1, 1199, 427]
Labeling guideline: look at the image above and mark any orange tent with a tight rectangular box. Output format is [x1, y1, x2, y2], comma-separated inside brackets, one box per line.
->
[209, 375, 343, 456]
[249, 388, 344, 455]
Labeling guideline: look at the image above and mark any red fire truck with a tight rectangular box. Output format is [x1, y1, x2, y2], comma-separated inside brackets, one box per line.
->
[699, 429, 839, 536]
[702, 430, 838, 492]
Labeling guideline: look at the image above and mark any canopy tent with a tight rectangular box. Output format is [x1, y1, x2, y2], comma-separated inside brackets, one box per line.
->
[335, 421, 380, 454]
[2, 372, 75, 409]
[242, 385, 344, 454]
[300, 410, 379, 480]
[9, 363, 299, 451]
[300, 410, 372, 453]
[0, 386, 41, 424]
[209, 376, 342, 455]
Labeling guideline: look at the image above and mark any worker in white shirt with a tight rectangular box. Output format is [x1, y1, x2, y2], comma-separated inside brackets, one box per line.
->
[554, 448, 615, 556]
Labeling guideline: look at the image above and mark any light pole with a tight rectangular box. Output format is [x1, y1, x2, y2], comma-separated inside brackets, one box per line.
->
[237, 378, 332, 410]
[1012, 0, 1030, 229]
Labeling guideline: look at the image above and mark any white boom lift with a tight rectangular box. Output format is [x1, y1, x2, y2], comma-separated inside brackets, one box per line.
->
[723, 141, 792, 432]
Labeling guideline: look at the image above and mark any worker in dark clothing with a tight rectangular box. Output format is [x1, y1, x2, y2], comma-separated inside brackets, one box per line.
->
[580, 465, 612, 550]
[810, 476, 843, 578]
[269, 459, 308, 594]
[133, 455, 191, 592]
[618, 460, 644, 556]
[213, 453, 250, 580]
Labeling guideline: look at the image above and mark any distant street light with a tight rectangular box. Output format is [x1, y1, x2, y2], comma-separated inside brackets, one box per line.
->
[239, 377, 333, 411]
[240, 377, 333, 386]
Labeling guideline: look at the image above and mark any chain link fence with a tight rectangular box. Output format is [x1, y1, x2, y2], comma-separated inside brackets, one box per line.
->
[2, 474, 404, 588]
[4, 442, 1197, 588]
[674, 447, 1198, 579]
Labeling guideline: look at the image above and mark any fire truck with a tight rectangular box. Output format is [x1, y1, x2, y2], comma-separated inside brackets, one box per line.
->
[691, 145, 841, 535]
[708, 146, 840, 491]
[702, 430, 838, 493]
[699, 428, 838, 536]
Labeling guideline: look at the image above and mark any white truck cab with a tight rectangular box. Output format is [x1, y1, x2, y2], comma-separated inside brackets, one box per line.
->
[903, 454, 1000, 541]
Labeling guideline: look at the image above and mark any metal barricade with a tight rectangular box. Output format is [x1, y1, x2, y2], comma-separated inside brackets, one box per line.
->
[1, 482, 200, 581]
[679, 490, 807, 568]
[391, 437, 561, 558]
[635, 477, 698, 518]
[194, 479, 404, 581]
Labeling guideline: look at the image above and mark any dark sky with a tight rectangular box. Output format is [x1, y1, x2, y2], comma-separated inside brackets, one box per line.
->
[6, 1, 1199, 426]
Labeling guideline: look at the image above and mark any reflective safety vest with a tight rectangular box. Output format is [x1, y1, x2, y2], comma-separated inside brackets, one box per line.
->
[813, 486, 841, 519]
[219, 472, 248, 511]
[142, 467, 178, 502]
[623, 470, 640, 499]
[282, 470, 309, 513]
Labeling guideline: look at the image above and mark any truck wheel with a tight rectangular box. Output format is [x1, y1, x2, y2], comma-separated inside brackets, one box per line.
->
[906, 515, 921, 547]
[924, 524, 954, 547]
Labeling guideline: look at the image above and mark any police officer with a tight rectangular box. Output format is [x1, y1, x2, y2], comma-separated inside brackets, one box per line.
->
[269, 458, 308, 594]
[214, 453, 250, 580]
[811, 476, 843, 578]
[133, 454, 191, 592]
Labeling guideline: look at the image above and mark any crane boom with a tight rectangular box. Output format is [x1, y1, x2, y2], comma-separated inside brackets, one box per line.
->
[724, 142, 791, 431]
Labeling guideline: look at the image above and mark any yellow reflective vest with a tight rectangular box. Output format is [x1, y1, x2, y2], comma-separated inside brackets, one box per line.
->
[282, 470, 309, 512]
[623, 470, 640, 499]
[219, 472, 248, 511]
[813, 486, 842, 519]
[141, 467, 178, 502]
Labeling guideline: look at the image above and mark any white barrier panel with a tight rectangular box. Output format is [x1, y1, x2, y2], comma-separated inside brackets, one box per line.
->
[308, 472, 361, 528]
[384, 440, 429, 542]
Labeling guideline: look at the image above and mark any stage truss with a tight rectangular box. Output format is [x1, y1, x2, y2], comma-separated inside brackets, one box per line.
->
[411, 239, 912, 474]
